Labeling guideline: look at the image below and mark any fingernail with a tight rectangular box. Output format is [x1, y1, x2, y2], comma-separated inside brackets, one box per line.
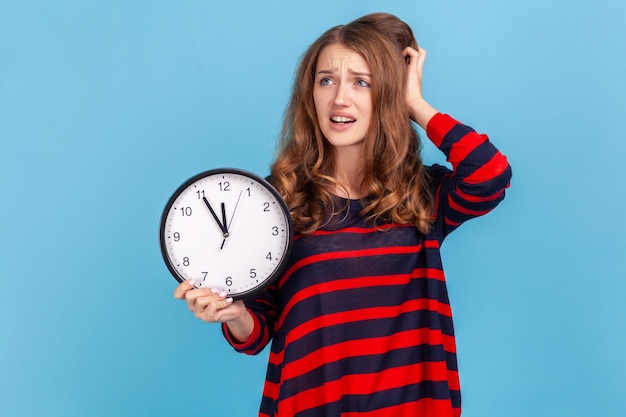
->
[225, 297, 233, 304]
[210, 288, 220, 294]
[219, 292, 227, 298]
[188, 280, 196, 287]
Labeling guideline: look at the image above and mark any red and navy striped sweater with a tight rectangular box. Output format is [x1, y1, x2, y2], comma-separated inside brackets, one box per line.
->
[223, 113, 512, 417]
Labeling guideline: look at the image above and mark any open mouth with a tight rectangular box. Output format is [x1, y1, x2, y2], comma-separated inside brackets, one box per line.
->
[330, 116, 356, 125]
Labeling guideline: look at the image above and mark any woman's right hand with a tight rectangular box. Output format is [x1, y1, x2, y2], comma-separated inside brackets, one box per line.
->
[174, 280, 254, 342]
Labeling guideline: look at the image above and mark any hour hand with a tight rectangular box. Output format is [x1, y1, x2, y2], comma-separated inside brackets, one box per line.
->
[221, 202, 228, 234]
[202, 197, 228, 236]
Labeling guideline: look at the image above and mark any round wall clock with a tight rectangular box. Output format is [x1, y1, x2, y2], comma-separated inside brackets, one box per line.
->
[159, 168, 293, 299]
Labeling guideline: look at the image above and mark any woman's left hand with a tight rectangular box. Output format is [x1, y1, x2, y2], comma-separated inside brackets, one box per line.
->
[403, 46, 438, 130]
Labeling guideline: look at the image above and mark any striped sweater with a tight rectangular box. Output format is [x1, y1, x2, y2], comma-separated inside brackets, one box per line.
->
[223, 113, 512, 417]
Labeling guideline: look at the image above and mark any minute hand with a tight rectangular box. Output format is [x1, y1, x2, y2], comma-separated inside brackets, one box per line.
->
[202, 197, 228, 236]
[228, 190, 243, 231]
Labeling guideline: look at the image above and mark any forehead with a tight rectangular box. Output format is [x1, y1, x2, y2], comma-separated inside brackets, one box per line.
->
[316, 43, 370, 73]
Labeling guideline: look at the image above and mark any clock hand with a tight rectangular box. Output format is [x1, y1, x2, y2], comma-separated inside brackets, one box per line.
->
[221, 202, 228, 233]
[202, 197, 228, 236]
[219, 195, 241, 251]
[220, 202, 229, 250]
[228, 190, 243, 231]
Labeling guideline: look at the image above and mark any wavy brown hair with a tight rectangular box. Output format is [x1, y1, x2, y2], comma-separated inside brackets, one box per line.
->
[271, 13, 434, 234]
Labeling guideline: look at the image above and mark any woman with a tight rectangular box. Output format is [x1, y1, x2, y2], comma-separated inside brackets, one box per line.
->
[175, 13, 512, 417]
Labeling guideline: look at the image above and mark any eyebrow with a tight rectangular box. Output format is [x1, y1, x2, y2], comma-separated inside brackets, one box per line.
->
[316, 69, 372, 77]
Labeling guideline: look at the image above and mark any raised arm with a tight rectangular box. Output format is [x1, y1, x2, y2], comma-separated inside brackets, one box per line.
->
[404, 46, 512, 239]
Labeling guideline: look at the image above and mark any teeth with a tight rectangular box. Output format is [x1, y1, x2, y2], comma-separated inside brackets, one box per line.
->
[331, 116, 355, 123]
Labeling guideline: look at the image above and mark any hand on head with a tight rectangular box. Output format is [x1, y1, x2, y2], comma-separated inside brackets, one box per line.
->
[403, 46, 438, 129]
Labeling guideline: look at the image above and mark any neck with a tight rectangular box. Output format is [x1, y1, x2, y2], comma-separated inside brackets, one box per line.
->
[333, 147, 365, 199]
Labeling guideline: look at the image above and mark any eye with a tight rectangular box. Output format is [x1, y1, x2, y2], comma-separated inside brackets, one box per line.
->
[356, 79, 371, 88]
[319, 77, 334, 86]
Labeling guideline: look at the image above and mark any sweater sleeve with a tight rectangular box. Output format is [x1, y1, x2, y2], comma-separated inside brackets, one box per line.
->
[426, 113, 512, 240]
[221, 282, 278, 355]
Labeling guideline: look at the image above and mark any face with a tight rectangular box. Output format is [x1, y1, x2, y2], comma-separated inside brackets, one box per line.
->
[313, 43, 373, 154]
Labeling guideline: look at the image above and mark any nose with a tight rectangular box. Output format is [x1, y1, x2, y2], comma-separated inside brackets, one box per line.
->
[333, 82, 350, 107]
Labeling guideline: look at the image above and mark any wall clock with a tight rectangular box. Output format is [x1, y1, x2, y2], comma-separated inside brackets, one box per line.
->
[160, 168, 293, 299]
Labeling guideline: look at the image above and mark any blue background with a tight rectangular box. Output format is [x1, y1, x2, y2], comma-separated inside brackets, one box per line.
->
[1, 0, 625, 416]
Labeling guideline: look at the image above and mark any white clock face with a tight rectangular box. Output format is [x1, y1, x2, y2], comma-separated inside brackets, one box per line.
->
[160, 169, 293, 299]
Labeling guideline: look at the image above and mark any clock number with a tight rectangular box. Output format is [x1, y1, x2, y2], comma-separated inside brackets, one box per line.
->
[202, 272, 208, 281]
[249, 268, 256, 278]
[219, 181, 230, 192]
[246, 187, 251, 197]
[173, 232, 180, 242]
[183, 257, 190, 266]
[196, 190, 205, 199]
[226, 277, 232, 286]
[266, 252, 272, 261]
[180, 207, 192, 216]
[272, 226, 279, 236]
[263, 202, 270, 212]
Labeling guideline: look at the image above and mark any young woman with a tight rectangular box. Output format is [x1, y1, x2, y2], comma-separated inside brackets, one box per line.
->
[175, 13, 512, 417]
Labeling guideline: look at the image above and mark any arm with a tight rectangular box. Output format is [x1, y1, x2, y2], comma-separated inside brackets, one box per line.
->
[221, 284, 279, 355]
[404, 47, 512, 238]
[427, 114, 512, 238]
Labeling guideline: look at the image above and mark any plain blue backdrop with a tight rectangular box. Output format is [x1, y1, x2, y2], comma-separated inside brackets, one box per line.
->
[1, 0, 625, 416]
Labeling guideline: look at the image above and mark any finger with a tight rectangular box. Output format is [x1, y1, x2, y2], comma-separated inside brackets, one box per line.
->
[197, 297, 235, 322]
[173, 280, 196, 299]
[212, 298, 237, 321]
[184, 287, 221, 311]
[415, 48, 427, 72]
[403, 46, 426, 66]
[192, 289, 227, 310]
[185, 287, 229, 314]
[403, 46, 419, 61]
